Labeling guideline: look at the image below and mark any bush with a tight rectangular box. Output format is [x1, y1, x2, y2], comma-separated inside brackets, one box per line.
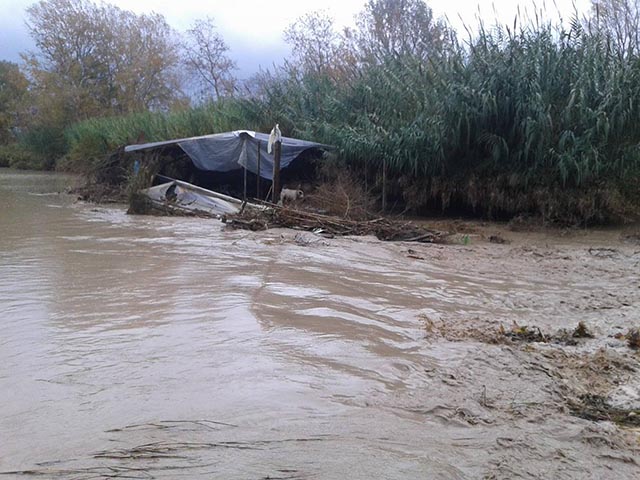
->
[0, 143, 52, 170]
[19, 125, 66, 163]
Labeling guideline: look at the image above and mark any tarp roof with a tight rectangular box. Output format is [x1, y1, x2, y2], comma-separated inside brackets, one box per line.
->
[124, 130, 331, 181]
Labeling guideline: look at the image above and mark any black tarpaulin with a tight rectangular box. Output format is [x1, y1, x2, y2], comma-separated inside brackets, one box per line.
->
[124, 130, 330, 180]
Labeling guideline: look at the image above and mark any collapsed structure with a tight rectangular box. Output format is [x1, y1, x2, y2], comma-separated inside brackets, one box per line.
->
[124, 129, 331, 217]
[124, 130, 448, 243]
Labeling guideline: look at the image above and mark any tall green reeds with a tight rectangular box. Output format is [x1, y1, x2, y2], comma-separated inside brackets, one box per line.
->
[329, 21, 640, 185]
[250, 17, 640, 221]
[62, 100, 255, 171]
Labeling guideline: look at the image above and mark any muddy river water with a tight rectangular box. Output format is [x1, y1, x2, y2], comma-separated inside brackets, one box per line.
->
[1, 169, 639, 479]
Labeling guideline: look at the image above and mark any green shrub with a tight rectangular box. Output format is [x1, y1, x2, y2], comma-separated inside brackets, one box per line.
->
[0, 143, 52, 170]
[19, 125, 66, 164]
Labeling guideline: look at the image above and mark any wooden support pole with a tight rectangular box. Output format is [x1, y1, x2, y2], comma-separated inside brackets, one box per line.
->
[243, 162, 247, 201]
[256, 140, 261, 200]
[272, 140, 282, 204]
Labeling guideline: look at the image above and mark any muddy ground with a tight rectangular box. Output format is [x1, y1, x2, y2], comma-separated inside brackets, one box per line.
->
[377, 219, 640, 477]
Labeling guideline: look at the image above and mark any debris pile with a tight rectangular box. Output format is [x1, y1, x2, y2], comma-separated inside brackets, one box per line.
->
[572, 321, 595, 339]
[568, 394, 640, 427]
[423, 317, 599, 346]
[222, 205, 448, 243]
[499, 321, 548, 343]
[625, 328, 640, 349]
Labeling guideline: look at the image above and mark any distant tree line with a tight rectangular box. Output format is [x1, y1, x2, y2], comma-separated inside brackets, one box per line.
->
[0, 0, 236, 154]
[1, 0, 640, 223]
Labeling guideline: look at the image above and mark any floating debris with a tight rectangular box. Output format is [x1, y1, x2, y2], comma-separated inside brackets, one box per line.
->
[626, 328, 640, 350]
[488, 234, 508, 244]
[222, 205, 448, 243]
[572, 321, 595, 339]
[612, 328, 640, 349]
[500, 321, 548, 343]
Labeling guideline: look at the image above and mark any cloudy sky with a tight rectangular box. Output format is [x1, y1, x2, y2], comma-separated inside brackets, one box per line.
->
[0, 0, 592, 78]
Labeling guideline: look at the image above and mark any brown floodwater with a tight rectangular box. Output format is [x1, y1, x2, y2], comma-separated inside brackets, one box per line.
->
[1, 169, 639, 479]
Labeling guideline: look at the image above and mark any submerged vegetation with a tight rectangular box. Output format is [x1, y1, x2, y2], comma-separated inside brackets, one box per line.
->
[2, 0, 640, 223]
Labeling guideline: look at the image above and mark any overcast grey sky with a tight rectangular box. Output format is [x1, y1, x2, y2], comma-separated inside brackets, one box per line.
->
[0, 0, 592, 78]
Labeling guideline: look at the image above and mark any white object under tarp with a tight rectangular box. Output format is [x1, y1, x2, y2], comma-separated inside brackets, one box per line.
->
[141, 179, 241, 217]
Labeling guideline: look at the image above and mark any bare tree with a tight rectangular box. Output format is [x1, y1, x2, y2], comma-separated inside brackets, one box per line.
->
[182, 17, 237, 101]
[284, 11, 342, 75]
[590, 0, 640, 59]
[352, 0, 448, 64]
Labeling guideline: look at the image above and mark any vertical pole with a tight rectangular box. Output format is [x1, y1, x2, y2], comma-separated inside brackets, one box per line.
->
[243, 162, 247, 201]
[256, 140, 261, 200]
[272, 140, 282, 204]
[382, 157, 387, 213]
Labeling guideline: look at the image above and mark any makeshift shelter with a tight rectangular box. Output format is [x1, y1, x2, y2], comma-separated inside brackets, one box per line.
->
[124, 130, 331, 181]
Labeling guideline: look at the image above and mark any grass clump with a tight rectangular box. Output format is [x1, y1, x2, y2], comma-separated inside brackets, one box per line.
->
[305, 155, 378, 220]
[499, 321, 548, 343]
